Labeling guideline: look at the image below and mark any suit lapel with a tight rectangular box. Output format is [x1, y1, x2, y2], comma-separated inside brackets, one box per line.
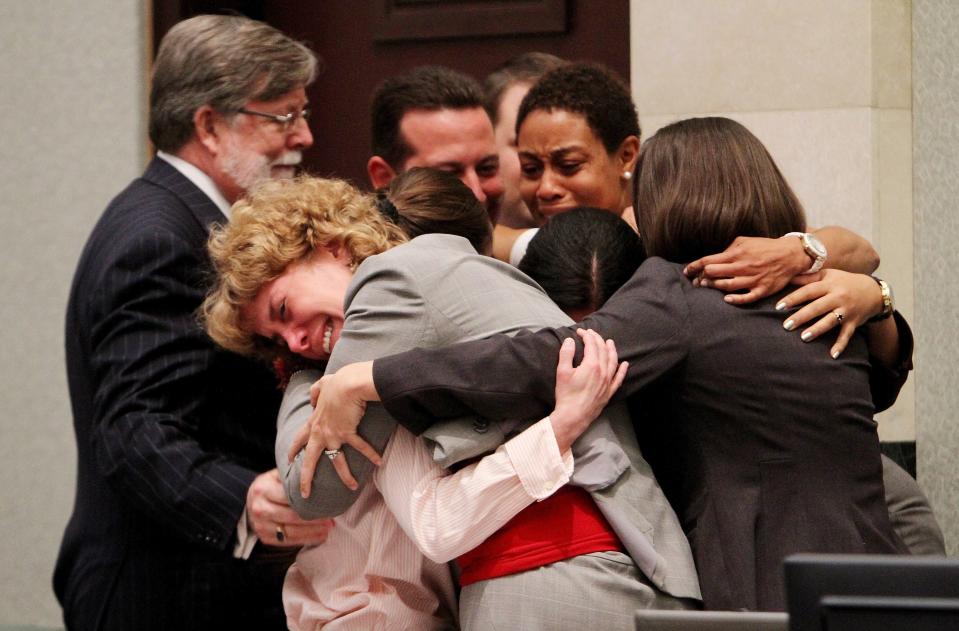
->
[142, 156, 227, 233]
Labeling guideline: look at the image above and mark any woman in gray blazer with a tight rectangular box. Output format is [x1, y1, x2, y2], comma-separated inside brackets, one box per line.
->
[202, 169, 698, 629]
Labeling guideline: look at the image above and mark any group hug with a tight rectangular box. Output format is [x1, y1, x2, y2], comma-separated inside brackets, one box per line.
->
[56, 12, 942, 631]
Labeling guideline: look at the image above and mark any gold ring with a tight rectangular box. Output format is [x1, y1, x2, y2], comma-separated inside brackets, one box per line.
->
[276, 524, 287, 542]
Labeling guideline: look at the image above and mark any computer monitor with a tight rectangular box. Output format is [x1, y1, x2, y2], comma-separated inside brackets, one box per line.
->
[783, 553, 959, 631]
[634, 610, 788, 631]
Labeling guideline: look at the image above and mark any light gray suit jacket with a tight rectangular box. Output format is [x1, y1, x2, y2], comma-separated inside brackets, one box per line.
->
[276, 233, 701, 601]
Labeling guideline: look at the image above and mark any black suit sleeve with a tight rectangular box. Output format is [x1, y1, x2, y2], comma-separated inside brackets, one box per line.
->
[373, 257, 914, 430]
[375, 258, 692, 432]
[87, 227, 255, 550]
[869, 310, 914, 413]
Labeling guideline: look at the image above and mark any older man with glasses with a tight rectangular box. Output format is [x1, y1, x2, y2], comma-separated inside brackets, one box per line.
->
[54, 14, 330, 631]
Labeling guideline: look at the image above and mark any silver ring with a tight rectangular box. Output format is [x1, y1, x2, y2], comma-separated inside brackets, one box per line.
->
[324, 448, 341, 461]
[835, 312, 844, 324]
[275, 524, 286, 542]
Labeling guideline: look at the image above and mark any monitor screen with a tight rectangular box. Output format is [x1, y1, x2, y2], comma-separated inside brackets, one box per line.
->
[819, 595, 959, 631]
[633, 610, 788, 631]
[784, 554, 959, 631]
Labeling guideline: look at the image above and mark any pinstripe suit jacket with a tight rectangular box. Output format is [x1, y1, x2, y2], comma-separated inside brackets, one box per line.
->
[54, 158, 287, 630]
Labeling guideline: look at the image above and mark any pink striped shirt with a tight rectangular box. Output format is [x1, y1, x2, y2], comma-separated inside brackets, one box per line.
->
[283, 418, 573, 630]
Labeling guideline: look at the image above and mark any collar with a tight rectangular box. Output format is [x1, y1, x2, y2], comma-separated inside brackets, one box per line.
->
[156, 150, 232, 219]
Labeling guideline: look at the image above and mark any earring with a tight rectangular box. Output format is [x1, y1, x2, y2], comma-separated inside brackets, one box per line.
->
[621, 170, 632, 181]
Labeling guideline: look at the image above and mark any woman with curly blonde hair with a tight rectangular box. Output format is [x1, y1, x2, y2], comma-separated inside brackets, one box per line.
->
[201, 168, 640, 630]
[204, 171, 492, 358]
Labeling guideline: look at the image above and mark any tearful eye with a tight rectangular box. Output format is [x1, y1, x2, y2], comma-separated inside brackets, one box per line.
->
[520, 163, 543, 178]
[558, 161, 583, 175]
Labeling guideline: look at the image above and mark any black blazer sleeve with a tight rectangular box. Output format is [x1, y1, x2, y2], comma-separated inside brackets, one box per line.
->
[869, 310, 914, 412]
[83, 211, 256, 550]
[374, 257, 914, 432]
[375, 257, 692, 432]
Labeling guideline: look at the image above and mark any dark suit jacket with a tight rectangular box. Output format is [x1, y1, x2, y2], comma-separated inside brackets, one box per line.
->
[373, 256, 912, 612]
[54, 158, 287, 630]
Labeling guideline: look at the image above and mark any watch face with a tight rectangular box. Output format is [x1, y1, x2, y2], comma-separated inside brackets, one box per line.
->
[803, 233, 828, 259]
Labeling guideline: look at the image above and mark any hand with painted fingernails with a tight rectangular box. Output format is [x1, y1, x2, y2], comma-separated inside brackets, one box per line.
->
[775, 269, 884, 358]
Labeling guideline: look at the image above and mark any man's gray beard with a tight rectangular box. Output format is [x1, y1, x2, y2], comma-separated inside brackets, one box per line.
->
[221, 147, 272, 193]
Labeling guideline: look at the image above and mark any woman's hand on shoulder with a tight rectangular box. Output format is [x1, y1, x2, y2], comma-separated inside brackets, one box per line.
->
[549, 328, 628, 453]
[683, 235, 809, 304]
[288, 361, 382, 496]
[775, 269, 884, 358]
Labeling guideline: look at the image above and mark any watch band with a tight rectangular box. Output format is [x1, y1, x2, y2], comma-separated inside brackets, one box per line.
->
[868, 277, 894, 322]
[783, 231, 827, 274]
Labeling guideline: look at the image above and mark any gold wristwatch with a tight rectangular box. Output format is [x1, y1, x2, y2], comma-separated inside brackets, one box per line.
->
[868, 277, 894, 322]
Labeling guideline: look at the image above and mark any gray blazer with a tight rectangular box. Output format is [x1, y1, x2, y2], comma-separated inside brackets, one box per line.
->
[276, 234, 701, 601]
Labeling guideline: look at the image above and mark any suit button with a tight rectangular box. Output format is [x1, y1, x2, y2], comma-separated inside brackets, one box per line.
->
[472, 419, 489, 434]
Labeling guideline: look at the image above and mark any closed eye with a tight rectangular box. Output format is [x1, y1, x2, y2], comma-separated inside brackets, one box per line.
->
[519, 156, 543, 178]
[557, 161, 583, 175]
[435, 163, 465, 177]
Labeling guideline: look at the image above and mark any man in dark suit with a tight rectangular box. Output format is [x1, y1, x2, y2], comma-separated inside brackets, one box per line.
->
[54, 15, 331, 630]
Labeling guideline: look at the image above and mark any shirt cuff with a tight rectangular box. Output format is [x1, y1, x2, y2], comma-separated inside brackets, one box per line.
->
[233, 510, 258, 560]
[504, 416, 573, 500]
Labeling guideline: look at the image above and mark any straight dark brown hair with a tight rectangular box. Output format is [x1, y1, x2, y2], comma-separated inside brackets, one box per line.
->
[384, 167, 494, 255]
[633, 117, 806, 263]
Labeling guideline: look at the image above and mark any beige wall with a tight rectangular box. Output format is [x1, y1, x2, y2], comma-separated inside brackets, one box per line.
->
[0, 1, 146, 625]
[630, 0, 916, 441]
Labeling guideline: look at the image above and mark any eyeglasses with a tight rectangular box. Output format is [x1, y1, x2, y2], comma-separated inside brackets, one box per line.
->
[237, 107, 311, 131]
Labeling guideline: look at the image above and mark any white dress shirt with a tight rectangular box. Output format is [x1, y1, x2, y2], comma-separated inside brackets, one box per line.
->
[156, 150, 232, 218]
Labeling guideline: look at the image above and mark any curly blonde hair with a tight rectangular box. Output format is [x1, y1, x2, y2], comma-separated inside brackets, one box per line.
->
[201, 175, 407, 357]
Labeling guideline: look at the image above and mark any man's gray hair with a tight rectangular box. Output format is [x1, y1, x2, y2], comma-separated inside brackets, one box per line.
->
[149, 14, 319, 152]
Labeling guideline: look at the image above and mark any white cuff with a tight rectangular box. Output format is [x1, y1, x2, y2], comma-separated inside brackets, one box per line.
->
[233, 510, 258, 560]
[509, 228, 539, 267]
